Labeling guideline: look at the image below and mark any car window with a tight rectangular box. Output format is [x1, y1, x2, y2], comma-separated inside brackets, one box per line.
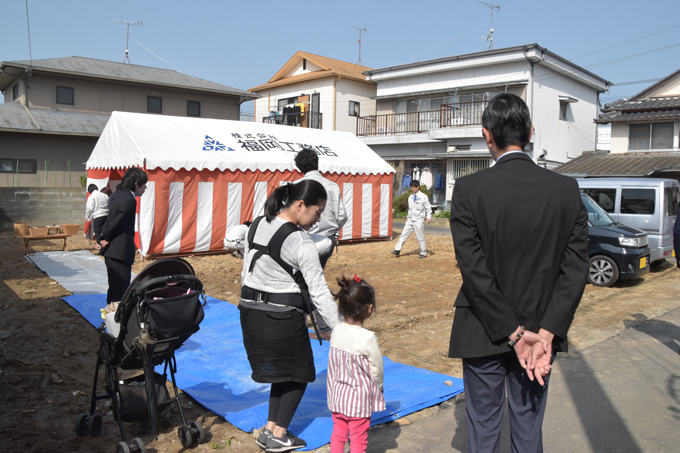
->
[581, 194, 615, 226]
[665, 187, 679, 216]
[581, 188, 616, 213]
[620, 188, 655, 215]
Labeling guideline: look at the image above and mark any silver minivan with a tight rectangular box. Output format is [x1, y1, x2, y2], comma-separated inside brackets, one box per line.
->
[578, 178, 679, 263]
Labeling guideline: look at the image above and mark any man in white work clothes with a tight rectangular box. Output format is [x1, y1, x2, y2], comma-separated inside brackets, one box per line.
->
[392, 180, 431, 258]
[295, 147, 348, 340]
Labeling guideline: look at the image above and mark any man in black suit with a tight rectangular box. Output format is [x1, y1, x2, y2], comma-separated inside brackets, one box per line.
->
[448, 94, 588, 452]
[99, 167, 148, 304]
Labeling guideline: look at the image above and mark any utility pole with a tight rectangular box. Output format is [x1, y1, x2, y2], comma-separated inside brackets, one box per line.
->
[479, 2, 500, 49]
[113, 19, 143, 63]
[351, 26, 367, 65]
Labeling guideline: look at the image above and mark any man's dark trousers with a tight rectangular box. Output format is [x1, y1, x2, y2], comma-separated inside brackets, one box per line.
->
[463, 351, 555, 453]
[105, 257, 131, 304]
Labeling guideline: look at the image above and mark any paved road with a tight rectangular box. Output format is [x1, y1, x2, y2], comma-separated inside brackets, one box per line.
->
[392, 218, 452, 236]
[366, 307, 680, 452]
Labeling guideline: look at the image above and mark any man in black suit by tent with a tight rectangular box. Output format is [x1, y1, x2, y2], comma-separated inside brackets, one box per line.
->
[448, 94, 589, 452]
[99, 167, 148, 304]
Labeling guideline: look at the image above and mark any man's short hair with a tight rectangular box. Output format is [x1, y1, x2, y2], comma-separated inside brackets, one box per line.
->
[410, 180, 420, 188]
[482, 93, 532, 151]
[294, 148, 319, 174]
[87, 183, 98, 193]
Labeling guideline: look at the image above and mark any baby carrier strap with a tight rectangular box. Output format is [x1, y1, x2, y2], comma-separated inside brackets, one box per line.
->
[244, 215, 322, 344]
[247, 216, 303, 285]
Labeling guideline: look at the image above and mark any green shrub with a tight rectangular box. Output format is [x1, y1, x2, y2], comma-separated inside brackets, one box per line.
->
[79, 174, 87, 188]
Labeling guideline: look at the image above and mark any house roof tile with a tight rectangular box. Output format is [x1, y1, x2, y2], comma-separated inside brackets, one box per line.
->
[249, 51, 373, 92]
[0, 56, 257, 99]
[0, 101, 110, 136]
[553, 151, 680, 177]
[596, 96, 680, 123]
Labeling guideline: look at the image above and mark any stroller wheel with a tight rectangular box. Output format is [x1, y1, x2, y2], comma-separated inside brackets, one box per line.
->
[87, 414, 103, 437]
[191, 420, 205, 444]
[178, 425, 195, 448]
[74, 413, 88, 436]
[116, 441, 131, 453]
[131, 437, 145, 453]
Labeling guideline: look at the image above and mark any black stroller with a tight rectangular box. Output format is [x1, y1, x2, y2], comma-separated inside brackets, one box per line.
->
[75, 258, 207, 452]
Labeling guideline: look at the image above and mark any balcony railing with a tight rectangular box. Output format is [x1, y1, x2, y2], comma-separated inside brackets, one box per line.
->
[356, 100, 488, 137]
[263, 111, 323, 129]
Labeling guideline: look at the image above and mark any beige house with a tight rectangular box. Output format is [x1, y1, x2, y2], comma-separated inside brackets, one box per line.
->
[596, 68, 680, 153]
[249, 51, 376, 132]
[0, 57, 258, 187]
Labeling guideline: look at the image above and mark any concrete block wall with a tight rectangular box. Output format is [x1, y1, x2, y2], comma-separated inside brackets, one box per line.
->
[0, 187, 85, 229]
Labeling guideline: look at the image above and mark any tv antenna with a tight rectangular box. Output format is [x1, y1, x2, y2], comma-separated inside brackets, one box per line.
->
[351, 26, 367, 65]
[479, 2, 500, 49]
[113, 19, 143, 63]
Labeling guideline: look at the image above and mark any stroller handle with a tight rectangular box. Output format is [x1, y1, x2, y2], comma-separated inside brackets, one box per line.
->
[134, 274, 203, 297]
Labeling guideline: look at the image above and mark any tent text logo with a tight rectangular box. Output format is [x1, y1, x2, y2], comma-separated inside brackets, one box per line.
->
[229, 133, 338, 157]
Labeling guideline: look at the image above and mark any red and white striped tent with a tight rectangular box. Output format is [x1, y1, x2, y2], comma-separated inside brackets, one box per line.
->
[86, 112, 394, 257]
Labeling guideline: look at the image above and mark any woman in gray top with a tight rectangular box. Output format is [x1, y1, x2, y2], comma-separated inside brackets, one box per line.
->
[239, 179, 341, 452]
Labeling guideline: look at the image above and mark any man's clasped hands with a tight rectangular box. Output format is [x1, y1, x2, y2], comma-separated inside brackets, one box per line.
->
[510, 327, 555, 386]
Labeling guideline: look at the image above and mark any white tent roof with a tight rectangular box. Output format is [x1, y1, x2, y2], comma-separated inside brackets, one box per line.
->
[87, 112, 394, 175]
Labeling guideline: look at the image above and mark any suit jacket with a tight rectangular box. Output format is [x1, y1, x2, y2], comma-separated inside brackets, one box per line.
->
[448, 153, 588, 358]
[99, 190, 138, 265]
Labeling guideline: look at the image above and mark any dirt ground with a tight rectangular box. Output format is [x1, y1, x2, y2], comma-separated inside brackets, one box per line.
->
[2, 225, 680, 452]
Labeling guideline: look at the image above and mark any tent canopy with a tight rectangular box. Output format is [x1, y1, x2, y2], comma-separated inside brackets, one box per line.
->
[87, 111, 394, 176]
[86, 112, 394, 256]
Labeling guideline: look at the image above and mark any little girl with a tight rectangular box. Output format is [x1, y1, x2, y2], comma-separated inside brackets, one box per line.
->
[327, 275, 386, 453]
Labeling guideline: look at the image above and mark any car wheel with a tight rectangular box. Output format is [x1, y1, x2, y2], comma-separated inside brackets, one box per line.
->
[589, 255, 619, 287]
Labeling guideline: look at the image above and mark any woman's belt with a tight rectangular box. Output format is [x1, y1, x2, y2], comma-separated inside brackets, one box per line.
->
[241, 286, 306, 311]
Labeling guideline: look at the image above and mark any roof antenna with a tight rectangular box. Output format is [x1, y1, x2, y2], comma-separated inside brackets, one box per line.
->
[113, 19, 143, 63]
[479, 2, 500, 49]
[351, 26, 367, 65]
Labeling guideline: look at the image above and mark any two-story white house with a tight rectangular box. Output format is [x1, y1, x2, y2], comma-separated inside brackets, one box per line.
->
[0, 56, 258, 187]
[248, 51, 376, 132]
[358, 44, 611, 208]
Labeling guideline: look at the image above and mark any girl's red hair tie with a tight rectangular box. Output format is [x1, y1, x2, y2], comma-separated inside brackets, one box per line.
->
[353, 274, 361, 283]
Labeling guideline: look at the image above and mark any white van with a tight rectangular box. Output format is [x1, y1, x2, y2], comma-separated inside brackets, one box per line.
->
[578, 178, 680, 263]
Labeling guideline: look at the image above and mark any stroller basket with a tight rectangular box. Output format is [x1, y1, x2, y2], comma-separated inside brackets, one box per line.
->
[142, 286, 204, 340]
[116, 372, 172, 423]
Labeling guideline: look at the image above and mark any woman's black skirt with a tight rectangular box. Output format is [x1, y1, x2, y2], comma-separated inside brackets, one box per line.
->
[239, 304, 315, 383]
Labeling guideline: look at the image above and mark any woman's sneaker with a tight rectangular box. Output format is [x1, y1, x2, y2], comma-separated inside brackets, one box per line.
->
[265, 431, 306, 452]
[255, 428, 272, 449]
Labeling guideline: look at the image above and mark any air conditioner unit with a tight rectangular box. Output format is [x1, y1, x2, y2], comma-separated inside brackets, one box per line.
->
[447, 145, 458, 153]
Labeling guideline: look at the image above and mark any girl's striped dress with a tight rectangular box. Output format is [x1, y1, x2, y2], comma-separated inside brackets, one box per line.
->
[327, 322, 386, 418]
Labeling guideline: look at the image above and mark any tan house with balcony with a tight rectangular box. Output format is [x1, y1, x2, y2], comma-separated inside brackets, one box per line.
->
[248, 51, 376, 132]
[0, 56, 258, 187]
[358, 44, 611, 208]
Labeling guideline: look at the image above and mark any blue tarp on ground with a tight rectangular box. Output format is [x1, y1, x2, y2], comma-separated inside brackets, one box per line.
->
[63, 293, 464, 450]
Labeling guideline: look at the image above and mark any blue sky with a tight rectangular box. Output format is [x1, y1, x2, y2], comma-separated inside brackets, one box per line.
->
[3, 0, 680, 115]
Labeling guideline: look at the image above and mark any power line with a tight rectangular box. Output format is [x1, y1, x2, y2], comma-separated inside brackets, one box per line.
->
[398, 22, 489, 65]
[570, 24, 680, 60]
[585, 42, 680, 69]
